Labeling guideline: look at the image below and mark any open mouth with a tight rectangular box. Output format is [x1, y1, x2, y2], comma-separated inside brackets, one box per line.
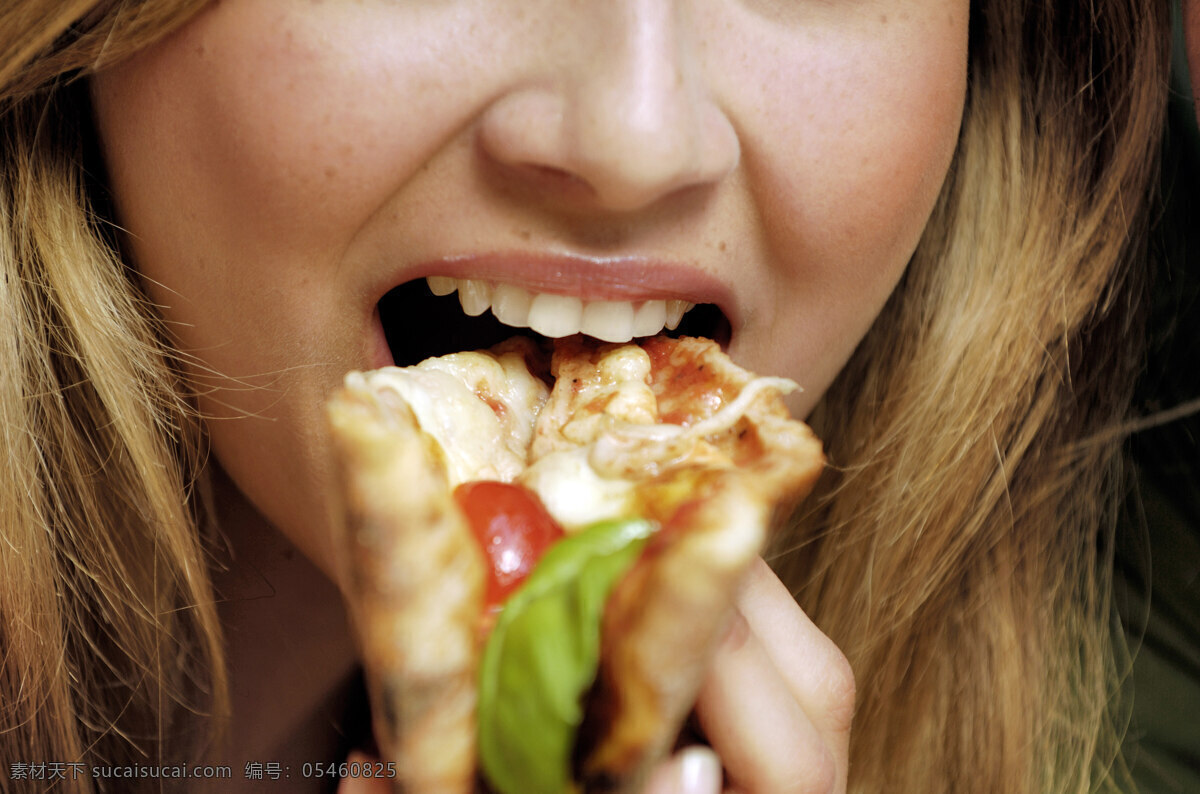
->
[379, 278, 732, 367]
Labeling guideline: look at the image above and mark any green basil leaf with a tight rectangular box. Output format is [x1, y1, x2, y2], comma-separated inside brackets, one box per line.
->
[478, 518, 655, 794]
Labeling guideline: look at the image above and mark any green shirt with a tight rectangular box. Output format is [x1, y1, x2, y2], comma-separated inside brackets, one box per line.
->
[1116, 5, 1200, 790]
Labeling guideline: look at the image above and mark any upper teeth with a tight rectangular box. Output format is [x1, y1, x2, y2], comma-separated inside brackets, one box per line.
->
[426, 277, 695, 343]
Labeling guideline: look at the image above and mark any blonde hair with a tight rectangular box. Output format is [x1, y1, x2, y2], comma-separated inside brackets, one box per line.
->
[0, 1, 1168, 792]
[777, 1, 1168, 792]
[1, 2, 220, 790]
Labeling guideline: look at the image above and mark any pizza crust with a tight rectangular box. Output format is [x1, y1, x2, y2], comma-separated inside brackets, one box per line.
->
[326, 392, 485, 794]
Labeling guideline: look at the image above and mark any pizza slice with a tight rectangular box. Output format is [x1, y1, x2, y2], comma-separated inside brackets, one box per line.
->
[326, 335, 823, 794]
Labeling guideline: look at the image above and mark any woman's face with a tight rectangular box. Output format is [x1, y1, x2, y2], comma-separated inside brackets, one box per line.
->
[91, 0, 968, 572]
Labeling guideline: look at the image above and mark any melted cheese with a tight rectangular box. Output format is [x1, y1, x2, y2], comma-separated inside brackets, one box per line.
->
[350, 341, 798, 533]
[519, 447, 636, 528]
[348, 349, 548, 486]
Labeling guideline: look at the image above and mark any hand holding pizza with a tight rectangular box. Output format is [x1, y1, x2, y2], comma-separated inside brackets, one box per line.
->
[339, 561, 853, 794]
[678, 558, 854, 794]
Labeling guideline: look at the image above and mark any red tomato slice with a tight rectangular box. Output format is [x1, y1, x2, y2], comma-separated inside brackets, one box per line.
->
[454, 481, 565, 611]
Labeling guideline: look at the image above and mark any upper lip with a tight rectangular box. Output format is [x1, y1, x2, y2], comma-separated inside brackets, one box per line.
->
[387, 250, 739, 327]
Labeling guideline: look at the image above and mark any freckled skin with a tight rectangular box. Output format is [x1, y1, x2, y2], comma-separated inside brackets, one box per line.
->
[90, 0, 968, 574]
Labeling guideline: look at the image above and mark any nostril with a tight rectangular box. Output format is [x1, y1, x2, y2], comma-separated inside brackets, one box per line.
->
[529, 164, 571, 181]
[477, 88, 567, 172]
[523, 163, 590, 191]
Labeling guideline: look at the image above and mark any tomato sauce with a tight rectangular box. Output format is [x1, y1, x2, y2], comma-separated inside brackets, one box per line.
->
[642, 337, 731, 426]
[453, 481, 565, 612]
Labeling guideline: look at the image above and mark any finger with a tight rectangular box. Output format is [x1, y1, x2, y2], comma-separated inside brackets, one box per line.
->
[644, 745, 724, 794]
[336, 751, 393, 794]
[336, 776, 391, 794]
[695, 611, 836, 794]
[739, 558, 856, 741]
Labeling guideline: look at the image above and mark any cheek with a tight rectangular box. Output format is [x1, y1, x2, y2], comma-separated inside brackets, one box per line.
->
[95, 3, 488, 269]
[727, 6, 967, 405]
[756, 16, 967, 276]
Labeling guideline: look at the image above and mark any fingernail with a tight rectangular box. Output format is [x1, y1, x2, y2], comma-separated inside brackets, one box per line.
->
[678, 746, 722, 794]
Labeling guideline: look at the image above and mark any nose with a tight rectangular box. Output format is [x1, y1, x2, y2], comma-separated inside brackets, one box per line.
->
[477, 1, 740, 213]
